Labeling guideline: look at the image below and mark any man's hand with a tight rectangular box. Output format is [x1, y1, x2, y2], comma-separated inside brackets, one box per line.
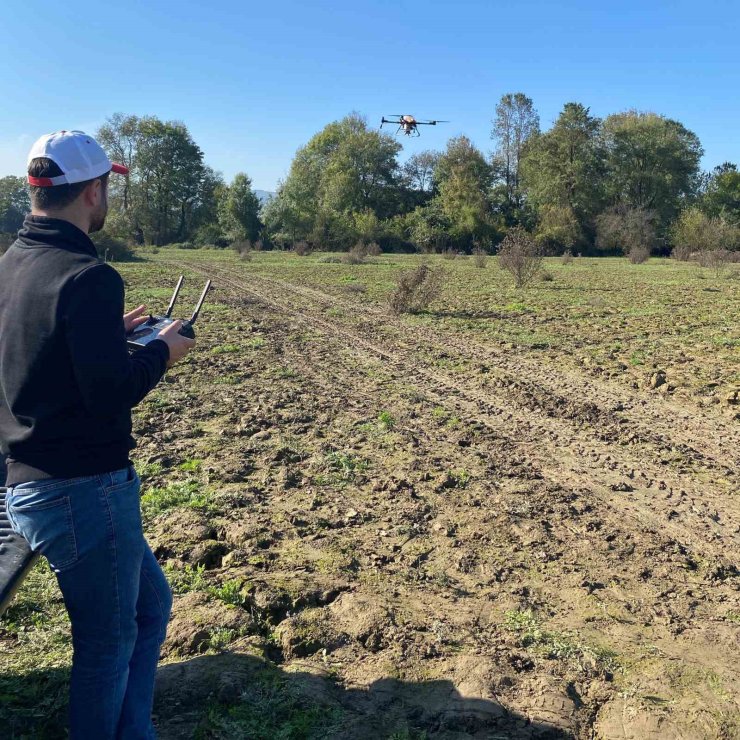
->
[159, 320, 196, 368]
[124, 305, 149, 334]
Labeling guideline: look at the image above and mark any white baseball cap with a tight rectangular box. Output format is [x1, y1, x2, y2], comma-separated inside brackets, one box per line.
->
[27, 130, 129, 187]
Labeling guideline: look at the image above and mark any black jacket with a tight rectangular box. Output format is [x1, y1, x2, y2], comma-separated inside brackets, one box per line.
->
[0, 216, 169, 485]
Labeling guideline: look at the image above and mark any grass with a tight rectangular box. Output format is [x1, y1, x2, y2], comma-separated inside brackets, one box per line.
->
[140, 480, 215, 520]
[504, 609, 620, 674]
[193, 670, 343, 740]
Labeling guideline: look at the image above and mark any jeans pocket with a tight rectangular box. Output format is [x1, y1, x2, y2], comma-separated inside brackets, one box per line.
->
[101, 465, 139, 494]
[7, 493, 78, 572]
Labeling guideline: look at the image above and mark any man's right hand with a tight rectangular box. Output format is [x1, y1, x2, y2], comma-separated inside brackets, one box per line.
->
[159, 320, 196, 368]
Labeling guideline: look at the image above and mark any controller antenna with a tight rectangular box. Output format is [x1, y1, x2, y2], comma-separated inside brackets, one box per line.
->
[189, 280, 212, 325]
[165, 275, 185, 318]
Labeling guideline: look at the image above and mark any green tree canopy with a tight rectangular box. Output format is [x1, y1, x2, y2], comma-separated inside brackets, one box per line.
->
[602, 110, 703, 229]
[0, 176, 30, 234]
[520, 102, 605, 245]
[702, 163, 740, 225]
[265, 114, 401, 248]
[491, 92, 539, 214]
[218, 173, 262, 243]
[97, 114, 223, 245]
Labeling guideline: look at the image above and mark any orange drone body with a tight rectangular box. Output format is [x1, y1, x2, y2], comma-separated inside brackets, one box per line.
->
[380, 114, 448, 137]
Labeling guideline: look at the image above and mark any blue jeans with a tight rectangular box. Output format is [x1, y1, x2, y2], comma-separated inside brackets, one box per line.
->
[6, 465, 172, 739]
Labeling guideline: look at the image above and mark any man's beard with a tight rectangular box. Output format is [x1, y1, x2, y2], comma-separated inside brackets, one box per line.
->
[89, 202, 108, 233]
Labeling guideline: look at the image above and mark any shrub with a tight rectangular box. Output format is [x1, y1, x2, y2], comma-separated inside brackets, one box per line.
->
[697, 249, 732, 276]
[560, 250, 574, 265]
[293, 240, 311, 256]
[232, 239, 252, 260]
[627, 245, 650, 264]
[342, 242, 367, 265]
[194, 223, 229, 248]
[497, 227, 543, 288]
[595, 205, 656, 256]
[473, 247, 487, 268]
[670, 207, 739, 259]
[366, 241, 382, 257]
[92, 231, 135, 262]
[442, 248, 458, 260]
[389, 264, 444, 314]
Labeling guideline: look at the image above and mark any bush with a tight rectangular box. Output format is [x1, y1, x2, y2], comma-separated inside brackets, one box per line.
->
[473, 247, 487, 268]
[194, 223, 229, 248]
[366, 241, 382, 256]
[442, 248, 458, 260]
[342, 243, 367, 265]
[232, 239, 252, 260]
[92, 231, 135, 262]
[560, 250, 574, 265]
[670, 207, 739, 259]
[697, 249, 733, 276]
[389, 264, 444, 314]
[497, 227, 543, 288]
[627, 245, 650, 264]
[595, 205, 656, 256]
[293, 240, 311, 256]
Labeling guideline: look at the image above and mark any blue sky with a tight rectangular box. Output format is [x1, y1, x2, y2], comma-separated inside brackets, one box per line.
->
[0, 0, 738, 191]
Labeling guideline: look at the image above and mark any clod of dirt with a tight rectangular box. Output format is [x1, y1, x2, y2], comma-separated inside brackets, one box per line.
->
[162, 592, 251, 659]
[275, 607, 346, 658]
[148, 509, 218, 560]
[649, 370, 667, 389]
[330, 593, 396, 653]
[188, 540, 230, 569]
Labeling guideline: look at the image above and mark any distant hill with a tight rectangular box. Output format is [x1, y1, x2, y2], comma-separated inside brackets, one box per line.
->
[254, 190, 274, 205]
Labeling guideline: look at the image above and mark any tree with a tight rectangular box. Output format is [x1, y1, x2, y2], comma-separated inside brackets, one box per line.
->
[218, 172, 262, 243]
[403, 150, 439, 195]
[263, 113, 401, 248]
[520, 102, 605, 245]
[433, 136, 497, 250]
[97, 114, 220, 246]
[0, 176, 30, 234]
[491, 92, 539, 214]
[702, 163, 740, 225]
[602, 111, 703, 230]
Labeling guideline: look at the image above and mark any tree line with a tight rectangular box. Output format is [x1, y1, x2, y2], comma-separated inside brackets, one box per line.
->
[1, 97, 739, 258]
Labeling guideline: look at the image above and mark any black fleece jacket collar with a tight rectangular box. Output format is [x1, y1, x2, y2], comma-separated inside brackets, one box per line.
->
[17, 215, 98, 258]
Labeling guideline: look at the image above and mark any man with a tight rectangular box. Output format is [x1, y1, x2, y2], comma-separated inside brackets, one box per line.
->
[0, 130, 194, 738]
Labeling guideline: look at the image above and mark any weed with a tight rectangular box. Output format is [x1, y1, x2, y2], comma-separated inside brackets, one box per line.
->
[212, 343, 241, 354]
[141, 480, 214, 520]
[378, 411, 396, 431]
[504, 609, 620, 673]
[163, 563, 208, 594]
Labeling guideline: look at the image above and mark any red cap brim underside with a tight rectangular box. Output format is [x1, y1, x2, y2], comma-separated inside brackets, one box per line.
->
[111, 162, 129, 175]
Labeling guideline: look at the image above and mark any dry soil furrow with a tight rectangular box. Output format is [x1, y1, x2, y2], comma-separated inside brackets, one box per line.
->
[172, 260, 740, 562]
[248, 271, 740, 476]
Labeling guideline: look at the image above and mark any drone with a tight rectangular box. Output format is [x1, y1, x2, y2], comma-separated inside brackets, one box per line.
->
[380, 115, 449, 137]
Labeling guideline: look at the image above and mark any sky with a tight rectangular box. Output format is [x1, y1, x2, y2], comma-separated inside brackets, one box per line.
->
[1, 0, 738, 192]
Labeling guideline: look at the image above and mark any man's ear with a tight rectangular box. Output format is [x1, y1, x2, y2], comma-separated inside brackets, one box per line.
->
[82, 179, 102, 208]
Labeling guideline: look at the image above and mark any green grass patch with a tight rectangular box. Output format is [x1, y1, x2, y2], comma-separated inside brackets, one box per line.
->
[141, 480, 214, 520]
[194, 670, 343, 739]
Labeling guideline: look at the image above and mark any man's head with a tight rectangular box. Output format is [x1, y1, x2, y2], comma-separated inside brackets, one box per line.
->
[26, 130, 128, 234]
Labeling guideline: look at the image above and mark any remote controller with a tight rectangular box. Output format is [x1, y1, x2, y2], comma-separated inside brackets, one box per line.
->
[126, 275, 212, 351]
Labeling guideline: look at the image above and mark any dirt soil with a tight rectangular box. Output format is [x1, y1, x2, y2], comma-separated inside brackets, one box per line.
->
[136, 256, 739, 739]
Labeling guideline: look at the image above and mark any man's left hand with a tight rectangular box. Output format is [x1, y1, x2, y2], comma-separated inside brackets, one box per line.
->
[124, 305, 149, 334]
